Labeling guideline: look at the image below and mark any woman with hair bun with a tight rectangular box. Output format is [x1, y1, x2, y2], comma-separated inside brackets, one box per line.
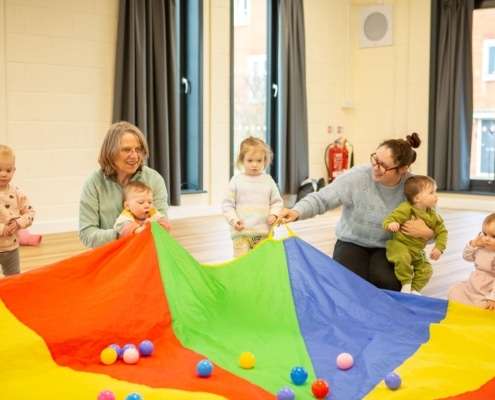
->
[277, 133, 433, 291]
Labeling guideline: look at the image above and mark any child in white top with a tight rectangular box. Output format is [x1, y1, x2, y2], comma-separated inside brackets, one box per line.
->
[222, 136, 283, 257]
[0, 145, 35, 276]
[114, 181, 171, 238]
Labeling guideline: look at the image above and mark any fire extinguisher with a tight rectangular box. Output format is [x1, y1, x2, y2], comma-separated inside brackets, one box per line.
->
[325, 138, 352, 182]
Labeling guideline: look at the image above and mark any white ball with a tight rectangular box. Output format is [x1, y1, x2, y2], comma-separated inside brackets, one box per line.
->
[123, 347, 140, 364]
[336, 352, 354, 370]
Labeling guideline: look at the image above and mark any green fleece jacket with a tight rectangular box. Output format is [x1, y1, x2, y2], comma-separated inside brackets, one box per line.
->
[382, 201, 448, 252]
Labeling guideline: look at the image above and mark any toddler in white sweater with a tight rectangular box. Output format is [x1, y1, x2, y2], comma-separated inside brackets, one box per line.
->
[222, 137, 283, 257]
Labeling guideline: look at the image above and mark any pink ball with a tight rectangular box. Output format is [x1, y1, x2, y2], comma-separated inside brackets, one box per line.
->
[336, 352, 354, 370]
[123, 347, 140, 364]
[97, 390, 116, 400]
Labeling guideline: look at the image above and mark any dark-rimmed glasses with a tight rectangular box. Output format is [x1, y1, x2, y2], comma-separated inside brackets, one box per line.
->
[370, 153, 399, 173]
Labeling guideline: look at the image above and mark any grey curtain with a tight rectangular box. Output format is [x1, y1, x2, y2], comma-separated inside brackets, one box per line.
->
[113, 0, 181, 205]
[277, 0, 309, 194]
[430, 0, 474, 191]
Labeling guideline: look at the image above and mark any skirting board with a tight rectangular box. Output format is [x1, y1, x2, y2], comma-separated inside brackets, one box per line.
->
[438, 193, 495, 214]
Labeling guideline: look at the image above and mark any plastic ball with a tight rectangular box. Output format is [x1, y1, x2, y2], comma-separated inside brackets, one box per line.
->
[196, 359, 213, 377]
[123, 348, 140, 364]
[311, 379, 330, 398]
[97, 390, 116, 400]
[100, 347, 118, 365]
[276, 386, 295, 400]
[336, 352, 354, 370]
[385, 372, 402, 390]
[138, 340, 154, 357]
[290, 365, 308, 385]
[122, 343, 136, 353]
[108, 344, 122, 358]
[125, 393, 143, 400]
[239, 351, 256, 369]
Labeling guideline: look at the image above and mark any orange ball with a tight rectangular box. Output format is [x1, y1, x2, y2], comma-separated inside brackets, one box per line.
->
[239, 351, 255, 369]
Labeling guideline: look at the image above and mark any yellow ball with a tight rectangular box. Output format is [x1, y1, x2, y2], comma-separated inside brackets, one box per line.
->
[239, 351, 255, 369]
[100, 347, 118, 365]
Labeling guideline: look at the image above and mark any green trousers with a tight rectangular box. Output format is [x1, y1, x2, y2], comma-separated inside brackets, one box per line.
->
[385, 239, 433, 292]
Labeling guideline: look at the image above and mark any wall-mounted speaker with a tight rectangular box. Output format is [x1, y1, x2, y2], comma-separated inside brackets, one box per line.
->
[358, 4, 393, 48]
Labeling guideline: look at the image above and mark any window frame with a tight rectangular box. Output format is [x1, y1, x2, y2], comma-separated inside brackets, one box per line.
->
[482, 39, 495, 81]
[470, 2, 495, 191]
[178, 0, 204, 194]
[229, 0, 279, 180]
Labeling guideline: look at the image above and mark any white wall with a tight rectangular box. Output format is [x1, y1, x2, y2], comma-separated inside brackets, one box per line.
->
[0, 0, 491, 235]
[0, 0, 118, 233]
[304, 0, 431, 180]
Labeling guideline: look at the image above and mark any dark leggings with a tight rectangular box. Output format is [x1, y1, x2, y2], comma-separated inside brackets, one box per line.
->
[0, 248, 20, 276]
[333, 239, 401, 291]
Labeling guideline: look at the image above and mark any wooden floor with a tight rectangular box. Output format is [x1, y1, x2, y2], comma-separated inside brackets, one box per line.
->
[17, 208, 487, 300]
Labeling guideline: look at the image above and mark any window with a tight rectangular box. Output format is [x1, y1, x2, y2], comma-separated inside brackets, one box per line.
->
[231, 0, 269, 173]
[231, 0, 306, 191]
[482, 39, 495, 80]
[234, 0, 251, 26]
[246, 54, 267, 104]
[470, 7, 495, 186]
[231, 0, 282, 178]
[178, 0, 203, 193]
[471, 115, 495, 178]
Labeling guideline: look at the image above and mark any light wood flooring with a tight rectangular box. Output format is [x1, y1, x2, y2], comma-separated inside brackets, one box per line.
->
[17, 208, 487, 300]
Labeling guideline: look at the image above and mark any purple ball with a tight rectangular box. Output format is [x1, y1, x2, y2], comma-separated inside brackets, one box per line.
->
[121, 343, 136, 354]
[385, 372, 402, 390]
[277, 387, 295, 400]
[138, 340, 154, 357]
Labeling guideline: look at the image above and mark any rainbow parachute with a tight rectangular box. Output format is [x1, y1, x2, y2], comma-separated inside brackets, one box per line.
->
[1, 223, 495, 399]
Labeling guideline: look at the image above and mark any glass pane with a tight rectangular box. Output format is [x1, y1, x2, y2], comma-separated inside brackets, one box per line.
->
[178, 0, 203, 192]
[471, 9, 495, 179]
[479, 120, 495, 175]
[232, 0, 267, 173]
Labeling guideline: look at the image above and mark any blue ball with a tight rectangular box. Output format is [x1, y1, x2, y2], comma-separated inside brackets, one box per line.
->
[290, 366, 308, 385]
[385, 372, 402, 390]
[196, 359, 213, 377]
[277, 386, 295, 400]
[125, 393, 143, 400]
[108, 344, 122, 358]
[138, 340, 154, 357]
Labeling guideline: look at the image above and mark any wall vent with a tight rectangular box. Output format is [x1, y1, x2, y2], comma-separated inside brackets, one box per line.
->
[359, 4, 393, 48]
